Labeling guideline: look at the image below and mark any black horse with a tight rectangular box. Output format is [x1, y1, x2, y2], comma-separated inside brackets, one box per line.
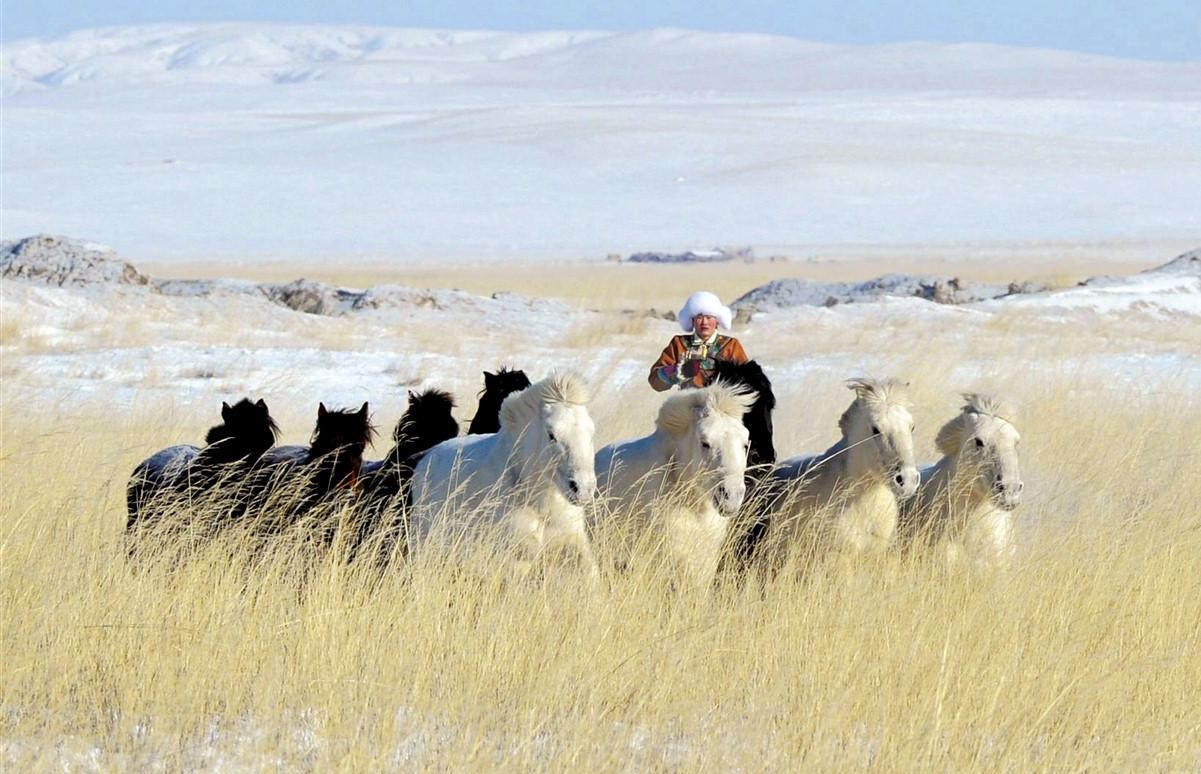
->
[352, 389, 460, 563]
[466, 367, 531, 435]
[713, 359, 776, 474]
[248, 402, 376, 527]
[126, 398, 279, 533]
[711, 360, 779, 574]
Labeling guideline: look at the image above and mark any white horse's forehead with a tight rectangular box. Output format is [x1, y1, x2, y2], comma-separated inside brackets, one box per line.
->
[877, 403, 913, 430]
[975, 413, 1019, 443]
[699, 411, 748, 443]
[544, 402, 593, 433]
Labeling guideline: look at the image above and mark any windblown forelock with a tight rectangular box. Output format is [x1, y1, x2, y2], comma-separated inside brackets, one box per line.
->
[962, 393, 1018, 425]
[655, 383, 755, 437]
[935, 393, 1018, 457]
[499, 370, 591, 431]
[839, 377, 911, 436]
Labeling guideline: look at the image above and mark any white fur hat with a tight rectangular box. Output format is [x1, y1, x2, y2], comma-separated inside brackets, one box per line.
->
[678, 290, 733, 333]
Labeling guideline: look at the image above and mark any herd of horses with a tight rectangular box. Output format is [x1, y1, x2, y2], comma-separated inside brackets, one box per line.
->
[126, 362, 1024, 584]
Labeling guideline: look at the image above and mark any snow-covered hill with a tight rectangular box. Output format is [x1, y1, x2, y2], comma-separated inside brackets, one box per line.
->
[3, 24, 1199, 261]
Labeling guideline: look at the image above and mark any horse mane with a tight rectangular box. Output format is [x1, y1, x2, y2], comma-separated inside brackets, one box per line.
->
[935, 393, 1018, 456]
[394, 389, 457, 444]
[655, 382, 756, 437]
[711, 360, 776, 410]
[838, 377, 911, 436]
[499, 370, 591, 431]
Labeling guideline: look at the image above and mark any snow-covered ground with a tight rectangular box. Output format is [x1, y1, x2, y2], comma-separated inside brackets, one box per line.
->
[3, 24, 1200, 262]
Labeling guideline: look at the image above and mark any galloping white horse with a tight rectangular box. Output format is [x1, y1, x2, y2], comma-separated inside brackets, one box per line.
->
[765, 378, 919, 559]
[900, 394, 1023, 568]
[595, 383, 754, 588]
[408, 371, 599, 579]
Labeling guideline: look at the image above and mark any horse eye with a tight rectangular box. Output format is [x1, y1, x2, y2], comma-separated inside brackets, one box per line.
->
[974, 438, 985, 448]
[701, 442, 712, 450]
[547, 432, 557, 442]
[870, 426, 880, 435]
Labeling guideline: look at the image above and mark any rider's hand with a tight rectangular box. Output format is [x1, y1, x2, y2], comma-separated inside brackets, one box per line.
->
[680, 359, 703, 379]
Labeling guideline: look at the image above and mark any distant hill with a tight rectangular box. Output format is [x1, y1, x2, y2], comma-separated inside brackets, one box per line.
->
[3, 24, 1199, 261]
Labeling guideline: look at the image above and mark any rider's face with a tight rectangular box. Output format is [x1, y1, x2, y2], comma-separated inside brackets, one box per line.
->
[692, 314, 718, 338]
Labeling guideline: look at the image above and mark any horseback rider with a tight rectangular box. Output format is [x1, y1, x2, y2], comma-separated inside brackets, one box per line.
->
[649, 291, 748, 391]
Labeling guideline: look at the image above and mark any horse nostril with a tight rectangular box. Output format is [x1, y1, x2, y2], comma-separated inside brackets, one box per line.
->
[894, 473, 904, 486]
[568, 479, 579, 495]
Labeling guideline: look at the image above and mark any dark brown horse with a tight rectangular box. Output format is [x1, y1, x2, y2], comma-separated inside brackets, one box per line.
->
[126, 398, 278, 533]
[249, 402, 376, 523]
[353, 388, 460, 564]
[466, 367, 530, 435]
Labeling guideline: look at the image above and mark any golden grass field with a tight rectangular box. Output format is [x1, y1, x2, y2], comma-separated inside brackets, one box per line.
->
[2, 259, 1200, 770]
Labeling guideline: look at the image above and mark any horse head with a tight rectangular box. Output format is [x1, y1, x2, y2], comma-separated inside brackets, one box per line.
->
[937, 393, 1023, 511]
[468, 366, 531, 435]
[311, 402, 376, 459]
[661, 384, 754, 517]
[394, 389, 460, 458]
[205, 397, 278, 462]
[501, 371, 596, 506]
[840, 378, 919, 498]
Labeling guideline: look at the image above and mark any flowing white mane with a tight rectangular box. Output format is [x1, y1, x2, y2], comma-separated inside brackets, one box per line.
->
[838, 377, 911, 435]
[654, 382, 756, 437]
[499, 370, 591, 431]
[935, 393, 1019, 456]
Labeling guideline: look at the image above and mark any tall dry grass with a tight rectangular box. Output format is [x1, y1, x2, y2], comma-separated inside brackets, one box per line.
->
[3, 371, 1200, 770]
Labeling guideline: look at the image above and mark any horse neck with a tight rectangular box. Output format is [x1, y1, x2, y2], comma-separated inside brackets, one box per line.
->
[745, 407, 776, 466]
[468, 395, 502, 434]
[839, 434, 885, 487]
[307, 444, 365, 492]
[197, 426, 257, 465]
[912, 454, 989, 538]
[661, 431, 708, 506]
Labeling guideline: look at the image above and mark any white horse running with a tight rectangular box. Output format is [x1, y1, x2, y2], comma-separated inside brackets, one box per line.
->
[900, 394, 1024, 569]
[595, 383, 754, 588]
[408, 371, 599, 579]
[766, 378, 919, 559]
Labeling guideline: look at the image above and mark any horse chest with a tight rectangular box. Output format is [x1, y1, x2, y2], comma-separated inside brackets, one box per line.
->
[833, 484, 898, 554]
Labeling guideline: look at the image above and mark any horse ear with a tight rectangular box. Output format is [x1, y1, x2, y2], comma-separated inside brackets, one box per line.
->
[318, 402, 328, 419]
[256, 398, 268, 411]
[484, 371, 496, 385]
[221, 401, 232, 420]
[358, 402, 369, 417]
[408, 390, 417, 400]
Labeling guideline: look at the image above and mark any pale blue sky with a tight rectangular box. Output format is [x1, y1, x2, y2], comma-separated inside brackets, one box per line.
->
[2, 0, 1199, 60]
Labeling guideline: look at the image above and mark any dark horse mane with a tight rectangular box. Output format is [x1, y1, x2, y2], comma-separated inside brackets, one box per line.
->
[353, 388, 460, 565]
[467, 367, 531, 435]
[711, 359, 778, 577]
[388, 389, 460, 463]
[712, 359, 776, 470]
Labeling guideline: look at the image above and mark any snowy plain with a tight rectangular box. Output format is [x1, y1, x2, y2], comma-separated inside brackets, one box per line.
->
[3, 23, 1200, 263]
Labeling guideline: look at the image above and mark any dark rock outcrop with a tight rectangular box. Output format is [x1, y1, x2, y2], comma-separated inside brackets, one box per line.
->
[0, 235, 149, 287]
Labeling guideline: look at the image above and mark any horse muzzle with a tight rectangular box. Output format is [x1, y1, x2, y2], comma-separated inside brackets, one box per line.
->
[563, 475, 596, 506]
[994, 480, 1024, 511]
[889, 466, 920, 499]
[713, 482, 746, 517]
